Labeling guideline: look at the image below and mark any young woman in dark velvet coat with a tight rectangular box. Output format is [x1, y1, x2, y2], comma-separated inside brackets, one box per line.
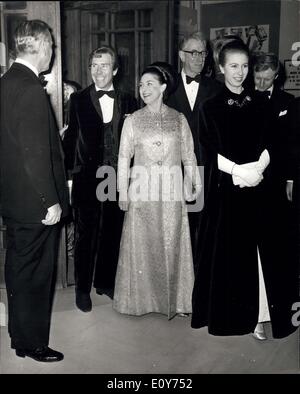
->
[191, 40, 299, 339]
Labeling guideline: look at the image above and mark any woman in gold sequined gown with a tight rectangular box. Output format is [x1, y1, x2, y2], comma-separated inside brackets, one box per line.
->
[113, 64, 201, 318]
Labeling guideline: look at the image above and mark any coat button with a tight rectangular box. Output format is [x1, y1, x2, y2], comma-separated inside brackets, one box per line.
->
[157, 161, 162, 166]
[156, 141, 161, 146]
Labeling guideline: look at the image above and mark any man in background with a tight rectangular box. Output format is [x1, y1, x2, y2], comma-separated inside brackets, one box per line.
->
[167, 31, 221, 260]
[252, 52, 298, 339]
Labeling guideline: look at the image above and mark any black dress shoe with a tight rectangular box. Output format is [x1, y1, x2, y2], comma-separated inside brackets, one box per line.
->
[96, 288, 114, 299]
[16, 347, 64, 362]
[76, 291, 92, 312]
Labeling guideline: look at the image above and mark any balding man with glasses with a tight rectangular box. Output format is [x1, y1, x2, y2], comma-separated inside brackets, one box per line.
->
[167, 32, 221, 261]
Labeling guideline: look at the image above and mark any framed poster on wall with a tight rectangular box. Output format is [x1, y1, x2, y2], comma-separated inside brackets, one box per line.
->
[284, 60, 300, 91]
[201, 0, 280, 55]
[210, 24, 269, 52]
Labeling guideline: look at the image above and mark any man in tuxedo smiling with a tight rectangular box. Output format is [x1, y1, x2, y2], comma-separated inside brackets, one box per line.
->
[167, 32, 221, 261]
[63, 46, 136, 311]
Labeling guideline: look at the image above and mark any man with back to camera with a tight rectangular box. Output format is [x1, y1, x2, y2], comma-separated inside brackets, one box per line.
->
[63, 46, 137, 312]
[167, 31, 221, 261]
[0, 20, 69, 362]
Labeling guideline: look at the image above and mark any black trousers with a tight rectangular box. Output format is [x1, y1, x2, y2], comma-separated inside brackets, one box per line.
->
[4, 219, 60, 350]
[74, 200, 123, 295]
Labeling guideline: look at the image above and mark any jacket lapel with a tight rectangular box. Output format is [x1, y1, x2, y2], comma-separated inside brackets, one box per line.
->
[194, 76, 209, 111]
[113, 90, 122, 145]
[90, 85, 103, 121]
[177, 76, 192, 117]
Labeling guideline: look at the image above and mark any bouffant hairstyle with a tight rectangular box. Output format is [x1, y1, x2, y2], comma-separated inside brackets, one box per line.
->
[141, 62, 177, 101]
[213, 35, 244, 67]
[218, 39, 250, 67]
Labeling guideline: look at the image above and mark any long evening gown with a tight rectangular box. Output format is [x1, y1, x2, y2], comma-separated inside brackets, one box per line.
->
[113, 105, 200, 319]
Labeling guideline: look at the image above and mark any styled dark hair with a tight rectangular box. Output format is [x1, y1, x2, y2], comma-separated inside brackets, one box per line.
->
[141, 62, 177, 100]
[252, 52, 280, 74]
[213, 35, 243, 66]
[218, 39, 249, 67]
[14, 20, 52, 55]
[88, 45, 119, 70]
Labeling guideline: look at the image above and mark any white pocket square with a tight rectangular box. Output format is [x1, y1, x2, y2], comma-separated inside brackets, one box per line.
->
[279, 110, 287, 117]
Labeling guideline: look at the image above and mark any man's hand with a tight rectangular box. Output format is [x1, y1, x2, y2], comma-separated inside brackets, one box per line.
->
[67, 180, 73, 205]
[286, 181, 293, 202]
[42, 203, 62, 225]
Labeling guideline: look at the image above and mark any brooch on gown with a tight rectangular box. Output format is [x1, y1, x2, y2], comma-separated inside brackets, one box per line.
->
[227, 96, 251, 107]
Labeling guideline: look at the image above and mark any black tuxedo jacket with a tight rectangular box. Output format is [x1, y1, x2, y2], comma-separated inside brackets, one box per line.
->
[0, 63, 69, 223]
[62, 84, 137, 206]
[286, 97, 300, 181]
[167, 74, 222, 165]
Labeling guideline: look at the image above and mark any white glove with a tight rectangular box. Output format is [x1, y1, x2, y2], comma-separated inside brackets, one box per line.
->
[232, 164, 263, 186]
[118, 190, 129, 211]
[232, 161, 262, 187]
[184, 165, 202, 202]
[218, 154, 262, 187]
[217, 154, 235, 175]
[256, 149, 270, 173]
[184, 181, 202, 202]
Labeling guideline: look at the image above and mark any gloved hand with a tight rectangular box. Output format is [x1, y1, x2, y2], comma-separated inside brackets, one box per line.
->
[232, 163, 263, 187]
[233, 149, 270, 188]
[184, 181, 202, 202]
[184, 165, 202, 202]
[256, 149, 270, 174]
[218, 154, 264, 188]
[232, 161, 263, 187]
[118, 190, 129, 211]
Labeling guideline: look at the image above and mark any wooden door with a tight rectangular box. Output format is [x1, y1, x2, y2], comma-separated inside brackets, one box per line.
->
[62, 0, 174, 98]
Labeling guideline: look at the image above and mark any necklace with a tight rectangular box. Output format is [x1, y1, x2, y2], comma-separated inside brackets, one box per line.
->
[227, 95, 252, 108]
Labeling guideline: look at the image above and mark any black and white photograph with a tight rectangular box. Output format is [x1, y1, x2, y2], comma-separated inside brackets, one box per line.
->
[0, 0, 300, 378]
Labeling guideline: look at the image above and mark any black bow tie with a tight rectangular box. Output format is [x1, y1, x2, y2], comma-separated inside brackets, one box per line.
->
[95, 90, 115, 99]
[255, 90, 271, 99]
[186, 74, 201, 84]
[39, 74, 48, 87]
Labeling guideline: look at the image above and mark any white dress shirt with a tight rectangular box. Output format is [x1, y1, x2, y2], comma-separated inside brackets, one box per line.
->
[96, 84, 114, 123]
[181, 69, 199, 110]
